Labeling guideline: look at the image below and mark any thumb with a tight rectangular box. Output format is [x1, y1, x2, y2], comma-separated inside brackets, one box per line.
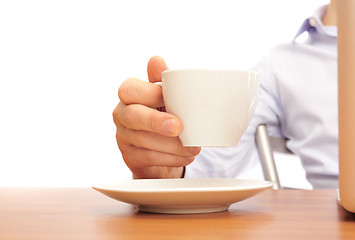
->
[147, 56, 168, 83]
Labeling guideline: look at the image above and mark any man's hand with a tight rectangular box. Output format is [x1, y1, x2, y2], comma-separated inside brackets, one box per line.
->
[113, 56, 201, 178]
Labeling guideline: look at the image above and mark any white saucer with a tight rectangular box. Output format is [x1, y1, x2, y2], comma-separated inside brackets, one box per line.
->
[93, 178, 272, 214]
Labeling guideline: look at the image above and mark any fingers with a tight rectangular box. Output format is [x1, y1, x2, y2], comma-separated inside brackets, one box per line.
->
[118, 122, 201, 157]
[132, 167, 185, 179]
[116, 120, 201, 179]
[118, 78, 164, 108]
[114, 101, 182, 137]
[119, 56, 168, 106]
[147, 56, 168, 83]
[121, 144, 196, 169]
[113, 56, 199, 179]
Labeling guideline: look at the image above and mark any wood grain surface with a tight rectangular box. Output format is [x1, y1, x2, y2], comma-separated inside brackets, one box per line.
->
[0, 188, 354, 240]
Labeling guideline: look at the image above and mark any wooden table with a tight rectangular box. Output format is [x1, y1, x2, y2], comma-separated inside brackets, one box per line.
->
[0, 188, 354, 240]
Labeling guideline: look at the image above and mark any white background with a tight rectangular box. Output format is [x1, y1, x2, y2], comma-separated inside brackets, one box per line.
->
[0, 0, 328, 187]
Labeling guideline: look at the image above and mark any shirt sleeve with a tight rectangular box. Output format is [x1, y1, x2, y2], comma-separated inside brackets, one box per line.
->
[184, 53, 283, 179]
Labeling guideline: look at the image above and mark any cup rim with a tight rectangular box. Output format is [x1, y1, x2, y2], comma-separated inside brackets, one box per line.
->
[162, 69, 258, 75]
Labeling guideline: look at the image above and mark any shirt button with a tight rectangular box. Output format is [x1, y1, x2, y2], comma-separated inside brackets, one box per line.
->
[309, 18, 317, 27]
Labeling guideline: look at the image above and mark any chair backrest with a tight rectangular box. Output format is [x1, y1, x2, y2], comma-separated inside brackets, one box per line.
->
[255, 124, 292, 189]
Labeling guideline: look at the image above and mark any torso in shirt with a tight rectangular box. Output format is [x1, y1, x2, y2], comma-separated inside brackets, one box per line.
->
[261, 24, 338, 188]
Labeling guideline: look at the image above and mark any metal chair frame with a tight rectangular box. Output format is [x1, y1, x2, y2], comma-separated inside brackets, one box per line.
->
[255, 124, 293, 189]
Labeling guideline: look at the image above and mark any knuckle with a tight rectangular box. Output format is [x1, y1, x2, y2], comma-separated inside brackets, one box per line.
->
[117, 139, 125, 153]
[121, 145, 138, 169]
[118, 80, 129, 102]
[116, 140, 127, 156]
[120, 104, 136, 128]
[115, 127, 127, 150]
[113, 102, 126, 126]
[112, 105, 119, 125]
[118, 78, 139, 103]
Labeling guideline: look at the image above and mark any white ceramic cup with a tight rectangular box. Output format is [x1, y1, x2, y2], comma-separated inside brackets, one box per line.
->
[160, 69, 259, 147]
